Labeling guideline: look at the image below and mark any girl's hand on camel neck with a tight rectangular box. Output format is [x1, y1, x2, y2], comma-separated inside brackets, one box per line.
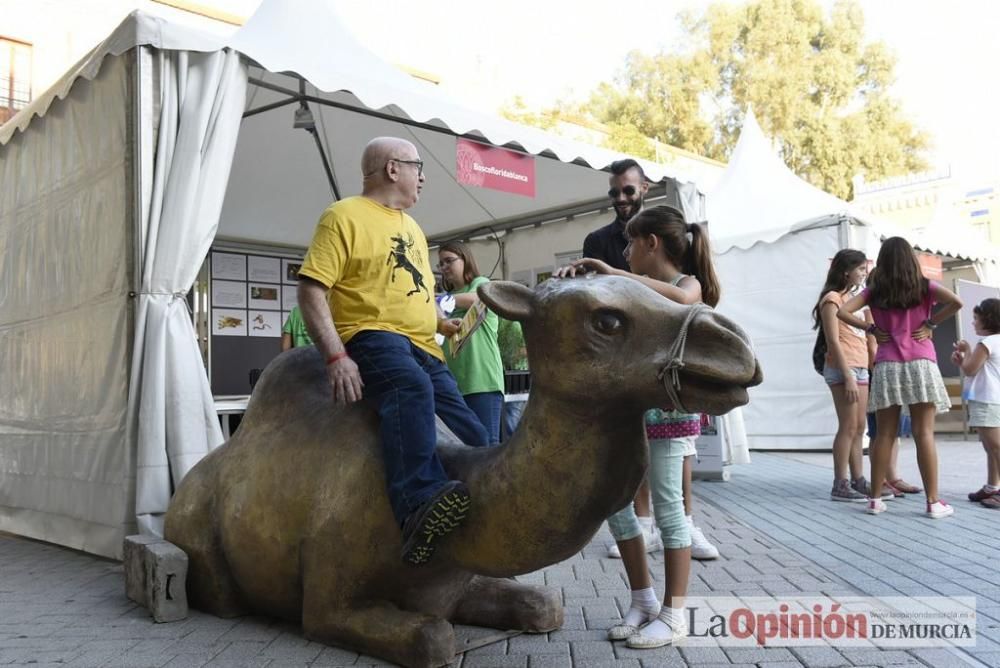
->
[554, 258, 626, 279]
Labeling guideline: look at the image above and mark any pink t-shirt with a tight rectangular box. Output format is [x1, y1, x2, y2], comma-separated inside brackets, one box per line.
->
[863, 281, 938, 364]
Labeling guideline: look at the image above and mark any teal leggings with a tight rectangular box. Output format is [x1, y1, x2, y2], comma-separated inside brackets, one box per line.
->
[606, 436, 692, 549]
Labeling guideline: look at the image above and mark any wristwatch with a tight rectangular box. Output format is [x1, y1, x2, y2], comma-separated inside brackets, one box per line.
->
[924, 319, 938, 330]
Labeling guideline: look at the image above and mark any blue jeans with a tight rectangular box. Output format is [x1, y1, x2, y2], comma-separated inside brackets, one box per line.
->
[463, 391, 503, 445]
[502, 398, 527, 441]
[346, 331, 490, 524]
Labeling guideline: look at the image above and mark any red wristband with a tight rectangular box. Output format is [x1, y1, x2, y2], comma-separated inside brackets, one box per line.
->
[325, 351, 349, 365]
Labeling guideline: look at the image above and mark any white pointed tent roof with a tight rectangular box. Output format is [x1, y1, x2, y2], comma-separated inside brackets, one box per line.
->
[707, 110, 994, 262]
[707, 110, 864, 252]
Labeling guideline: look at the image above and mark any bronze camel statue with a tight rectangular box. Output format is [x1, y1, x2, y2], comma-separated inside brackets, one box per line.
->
[164, 276, 762, 667]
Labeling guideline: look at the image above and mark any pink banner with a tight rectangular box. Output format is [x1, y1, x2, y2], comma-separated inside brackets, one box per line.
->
[456, 139, 535, 198]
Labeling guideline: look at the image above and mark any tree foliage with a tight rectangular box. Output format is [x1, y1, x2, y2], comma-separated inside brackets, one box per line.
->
[503, 0, 929, 199]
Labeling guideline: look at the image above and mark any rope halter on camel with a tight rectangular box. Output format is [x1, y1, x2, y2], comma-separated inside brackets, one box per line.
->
[657, 302, 711, 414]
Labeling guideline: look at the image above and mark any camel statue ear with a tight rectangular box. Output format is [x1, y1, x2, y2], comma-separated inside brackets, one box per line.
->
[478, 281, 535, 322]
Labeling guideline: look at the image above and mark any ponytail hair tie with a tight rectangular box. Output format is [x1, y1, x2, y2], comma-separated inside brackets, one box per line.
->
[687, 223, 696, 234]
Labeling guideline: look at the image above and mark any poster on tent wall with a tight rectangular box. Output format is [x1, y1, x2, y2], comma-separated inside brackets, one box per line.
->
[208, 248, 305, 395]
[456, 139, 536, 197]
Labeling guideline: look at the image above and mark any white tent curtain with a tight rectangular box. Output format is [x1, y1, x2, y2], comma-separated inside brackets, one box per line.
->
[715, 224, 843, 450]
[128, 47, 248, 535]
[0, 55, 133, 558]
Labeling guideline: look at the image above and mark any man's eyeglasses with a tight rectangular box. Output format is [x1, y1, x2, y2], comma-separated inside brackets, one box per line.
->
[608, 185, 638, 199]
[437, 257, 460, 269]
[390, 158, 424, 177]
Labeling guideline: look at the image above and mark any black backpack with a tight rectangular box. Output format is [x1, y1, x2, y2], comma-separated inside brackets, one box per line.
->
[812, 328, 827, 375]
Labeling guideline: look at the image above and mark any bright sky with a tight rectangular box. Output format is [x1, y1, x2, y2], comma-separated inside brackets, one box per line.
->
[243, 0, 1000, 179]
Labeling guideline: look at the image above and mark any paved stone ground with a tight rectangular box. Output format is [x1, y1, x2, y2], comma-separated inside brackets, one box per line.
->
[0, 443, 994, 667]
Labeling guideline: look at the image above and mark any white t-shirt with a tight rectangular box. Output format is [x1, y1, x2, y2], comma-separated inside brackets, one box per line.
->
[966, 334, 1000, 404]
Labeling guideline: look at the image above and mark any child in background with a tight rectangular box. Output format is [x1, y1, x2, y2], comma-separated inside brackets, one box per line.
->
[812, 249, 873, 502]
[952, 298, 1000, 509]
[837, 237, 963, 518]
[555, 204, 721, 648]
[281, 305, 314, 351]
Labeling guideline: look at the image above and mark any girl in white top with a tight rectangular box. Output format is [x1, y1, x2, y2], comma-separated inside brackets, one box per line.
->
[952, 298, 1000, 509]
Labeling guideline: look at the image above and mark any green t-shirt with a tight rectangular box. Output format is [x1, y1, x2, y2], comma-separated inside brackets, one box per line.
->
[282, 306, 313, 348]
[497, 318, 528, 370]
[442, 276, 504, 395]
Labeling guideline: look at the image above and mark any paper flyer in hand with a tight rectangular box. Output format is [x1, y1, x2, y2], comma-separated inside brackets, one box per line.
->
[449, 300, 488, 357]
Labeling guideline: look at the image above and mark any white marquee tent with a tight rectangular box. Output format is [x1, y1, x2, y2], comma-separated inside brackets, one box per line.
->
[708, 111, 997, 450]
[0, 1, 706, 558]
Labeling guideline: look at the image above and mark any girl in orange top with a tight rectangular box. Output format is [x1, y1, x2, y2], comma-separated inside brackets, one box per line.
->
[812, 249, 872, 502]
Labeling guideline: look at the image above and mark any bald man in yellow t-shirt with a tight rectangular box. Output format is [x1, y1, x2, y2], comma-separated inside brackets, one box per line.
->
[297, 137, 489, 566]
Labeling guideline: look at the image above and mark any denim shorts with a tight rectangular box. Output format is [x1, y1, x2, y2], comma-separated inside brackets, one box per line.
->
[823, 365, 869, 387]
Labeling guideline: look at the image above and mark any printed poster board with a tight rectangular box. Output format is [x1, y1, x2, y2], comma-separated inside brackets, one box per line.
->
[209, 249, 304, 394]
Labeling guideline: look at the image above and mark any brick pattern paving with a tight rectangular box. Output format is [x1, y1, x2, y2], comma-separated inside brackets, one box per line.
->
[0, 452, 993, 667]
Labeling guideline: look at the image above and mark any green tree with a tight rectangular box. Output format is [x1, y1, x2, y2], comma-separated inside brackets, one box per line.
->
[507, 0, 929, 199]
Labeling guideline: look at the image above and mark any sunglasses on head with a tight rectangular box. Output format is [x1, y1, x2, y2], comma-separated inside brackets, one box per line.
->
[608, 185, 638, 199]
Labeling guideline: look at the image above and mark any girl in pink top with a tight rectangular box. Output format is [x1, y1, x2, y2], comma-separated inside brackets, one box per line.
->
[838, 237, 963, 519]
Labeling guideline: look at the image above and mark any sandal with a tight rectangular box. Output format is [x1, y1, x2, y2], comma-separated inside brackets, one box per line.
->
[608, 608, 659, 641]
[882, 480, 905, 498]
[969, 485, 998, 502]
[888, 479, 922, 494]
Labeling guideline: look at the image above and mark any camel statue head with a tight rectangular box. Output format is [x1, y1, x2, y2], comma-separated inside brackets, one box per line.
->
[480, 276, 761, 417]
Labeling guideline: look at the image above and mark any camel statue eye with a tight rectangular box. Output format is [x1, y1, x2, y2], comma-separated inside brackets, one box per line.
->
[593, 311, 624, 335]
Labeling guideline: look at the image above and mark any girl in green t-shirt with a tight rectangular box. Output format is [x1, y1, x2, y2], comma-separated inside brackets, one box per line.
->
[437, 242, 504, 444]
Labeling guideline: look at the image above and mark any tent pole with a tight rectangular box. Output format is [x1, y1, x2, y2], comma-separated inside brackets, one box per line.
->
[247, 76, 533, 149]
[294, 79, 341, 201]
[243, 97, 299, 118]
[308, 119, 340, 201]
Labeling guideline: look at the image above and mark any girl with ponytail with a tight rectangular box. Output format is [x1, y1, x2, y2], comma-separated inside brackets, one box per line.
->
[554, 204, 721, 649]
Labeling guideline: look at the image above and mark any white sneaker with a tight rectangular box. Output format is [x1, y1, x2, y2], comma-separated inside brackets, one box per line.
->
[866, 498, 887, 515]
[607, 525, 663, 559]
[625, 614, 688, 649]
[926, 500, 954, 519]
[689, 520, 719, 560]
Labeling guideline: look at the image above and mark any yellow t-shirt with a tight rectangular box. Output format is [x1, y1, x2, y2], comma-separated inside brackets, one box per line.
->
[299, 196, 442, 360]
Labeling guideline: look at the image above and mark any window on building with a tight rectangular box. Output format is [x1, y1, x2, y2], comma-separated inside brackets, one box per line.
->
[0, 37, 32, 125]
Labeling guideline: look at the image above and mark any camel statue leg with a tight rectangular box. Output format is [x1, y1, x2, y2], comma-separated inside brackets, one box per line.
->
[302, 596, 455, 668]
[182, 541, 248, 618]
[164, 466, 248, 618]
[451, 575, 563, 632]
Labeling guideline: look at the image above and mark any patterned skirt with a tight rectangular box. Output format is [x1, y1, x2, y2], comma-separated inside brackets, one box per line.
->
[868, 359, 950, 414]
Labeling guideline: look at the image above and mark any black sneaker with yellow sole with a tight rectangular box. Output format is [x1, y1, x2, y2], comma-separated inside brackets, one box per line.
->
[400, 481, 471, 566]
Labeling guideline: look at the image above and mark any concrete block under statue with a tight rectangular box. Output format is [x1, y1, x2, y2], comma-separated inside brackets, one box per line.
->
[162, 278, 762, 668]
[123, 534, 189, 623]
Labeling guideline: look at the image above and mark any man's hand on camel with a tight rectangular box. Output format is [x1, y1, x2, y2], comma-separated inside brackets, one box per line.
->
[327, 355, 364, 404]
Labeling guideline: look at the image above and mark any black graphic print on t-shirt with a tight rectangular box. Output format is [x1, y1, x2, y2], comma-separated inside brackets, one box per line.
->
[386, 233, 431, 302]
